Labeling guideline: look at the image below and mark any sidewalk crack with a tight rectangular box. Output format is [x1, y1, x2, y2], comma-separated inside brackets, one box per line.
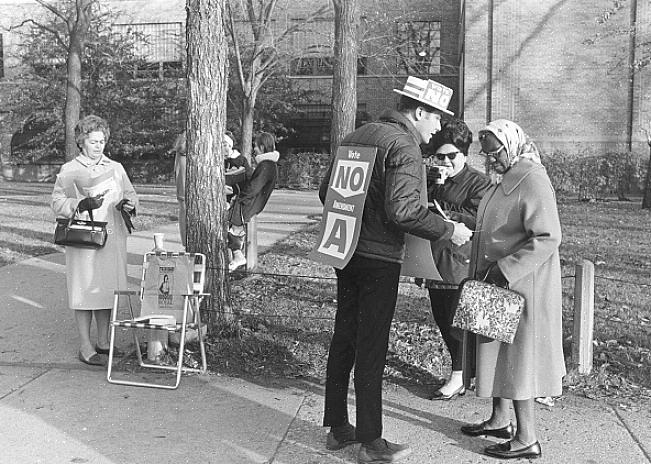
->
[267, 392, 309, 464]
[0, 368, 51, 401]
[611, 404, 651, 463]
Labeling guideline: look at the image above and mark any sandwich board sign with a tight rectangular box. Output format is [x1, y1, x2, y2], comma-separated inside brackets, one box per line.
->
[309, 145, 377, 269]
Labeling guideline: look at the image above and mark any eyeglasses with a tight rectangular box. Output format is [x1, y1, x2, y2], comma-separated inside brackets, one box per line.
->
[480, 145, 505, 159]
[435, 151, 461, 161]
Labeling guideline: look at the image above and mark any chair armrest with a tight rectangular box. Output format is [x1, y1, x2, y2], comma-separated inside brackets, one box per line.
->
[114, 290, 138, 295]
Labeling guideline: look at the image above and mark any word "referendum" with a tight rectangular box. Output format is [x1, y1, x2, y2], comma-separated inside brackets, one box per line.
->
[333, 200, 355, 212]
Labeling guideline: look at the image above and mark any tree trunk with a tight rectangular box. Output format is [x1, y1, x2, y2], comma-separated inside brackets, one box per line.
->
[240, 95, 256, 165]
[63, 0, 92, 161]
[643, 149, 651, 209]
[330, 0, 359, 155]
[186, 0, 231, 325]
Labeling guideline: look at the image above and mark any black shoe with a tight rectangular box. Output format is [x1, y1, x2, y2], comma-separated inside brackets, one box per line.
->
[430, 384, 466, 400]
[484, 440, 542, 459]
[78, 351, 106, 366]
[326, 424, 358, 451]
[95, 345, 124, 356]
[358, 438, 412, 463]
[460, 421, 515, 439]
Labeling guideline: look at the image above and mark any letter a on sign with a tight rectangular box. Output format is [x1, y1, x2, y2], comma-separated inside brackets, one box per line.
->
[318, 212, 355, 259]
[309, 145, 377, 268]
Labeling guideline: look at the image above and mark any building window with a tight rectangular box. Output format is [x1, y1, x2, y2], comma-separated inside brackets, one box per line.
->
[297, 103, 331, 119]
[113, 22, 184, 79]
[286, 18, 332, 77]
[289, 53, 368, 76]
[395, 20, 440, 75]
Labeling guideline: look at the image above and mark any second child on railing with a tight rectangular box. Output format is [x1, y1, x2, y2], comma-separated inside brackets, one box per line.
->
[227, 131, 279, 271]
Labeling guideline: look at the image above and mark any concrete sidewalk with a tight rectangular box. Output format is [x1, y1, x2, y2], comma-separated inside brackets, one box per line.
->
[0, 189, 649, 463]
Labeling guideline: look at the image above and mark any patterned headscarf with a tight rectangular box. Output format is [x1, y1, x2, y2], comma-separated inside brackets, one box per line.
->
[480, 119, 541, 167]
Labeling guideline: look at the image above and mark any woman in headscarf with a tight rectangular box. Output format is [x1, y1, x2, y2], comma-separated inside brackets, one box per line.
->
[460, 119, 565, 460]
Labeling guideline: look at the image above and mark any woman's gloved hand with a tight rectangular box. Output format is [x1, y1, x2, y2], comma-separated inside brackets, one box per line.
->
[116, 199, 136, 213]
[78, 195, 104, 212]
[484, 263, 508, 288]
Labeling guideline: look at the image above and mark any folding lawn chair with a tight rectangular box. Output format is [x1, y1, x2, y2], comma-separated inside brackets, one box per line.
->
[106, 252, 209, 389]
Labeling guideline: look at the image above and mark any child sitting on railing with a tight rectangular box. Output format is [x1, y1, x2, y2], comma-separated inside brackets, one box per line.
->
[228, 131, 279, 271]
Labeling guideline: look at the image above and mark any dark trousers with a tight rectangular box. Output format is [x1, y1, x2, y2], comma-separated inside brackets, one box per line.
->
[323, 255, 401, 443]
[427, 288, 463, 371]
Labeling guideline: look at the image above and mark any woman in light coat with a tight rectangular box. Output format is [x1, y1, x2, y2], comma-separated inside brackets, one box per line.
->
[460, 120, 565, 460]
[52, 115, 138, 366]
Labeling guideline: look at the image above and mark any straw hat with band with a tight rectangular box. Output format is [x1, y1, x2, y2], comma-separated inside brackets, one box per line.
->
[393, 76, 455, 116]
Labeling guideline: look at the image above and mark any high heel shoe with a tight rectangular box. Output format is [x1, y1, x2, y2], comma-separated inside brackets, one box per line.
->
[430, 384, 466, 400]
[78, 351, 105, 366]
[95, 345, 123, 356]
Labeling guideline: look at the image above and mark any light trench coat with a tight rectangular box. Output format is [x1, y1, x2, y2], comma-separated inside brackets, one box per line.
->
[470, 159, 566, 399]
[51, 155, 138, 310]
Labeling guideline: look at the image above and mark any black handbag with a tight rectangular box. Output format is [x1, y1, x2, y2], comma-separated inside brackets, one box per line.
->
[54, 208, 108, 249]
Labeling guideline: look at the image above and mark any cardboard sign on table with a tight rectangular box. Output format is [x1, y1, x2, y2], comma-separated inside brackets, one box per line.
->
[400, 165, 442, 280]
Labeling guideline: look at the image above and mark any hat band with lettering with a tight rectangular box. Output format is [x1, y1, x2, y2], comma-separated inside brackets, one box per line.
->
[393, 76, 454, 116]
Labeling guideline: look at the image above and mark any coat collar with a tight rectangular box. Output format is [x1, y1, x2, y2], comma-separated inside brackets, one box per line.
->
[500, 158, 544, 195]
[379, 110, 422, 145]
[75, 154, 111, 167]
[255, 150, 279, 164]
[447, 164, 470, 184]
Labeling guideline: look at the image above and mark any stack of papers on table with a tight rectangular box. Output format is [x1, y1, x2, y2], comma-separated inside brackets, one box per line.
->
[133, 314, 177, 327]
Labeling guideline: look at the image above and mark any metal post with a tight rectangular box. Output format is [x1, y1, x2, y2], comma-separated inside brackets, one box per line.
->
[572, 259, 595, 374]
[246, 216, 258, 271]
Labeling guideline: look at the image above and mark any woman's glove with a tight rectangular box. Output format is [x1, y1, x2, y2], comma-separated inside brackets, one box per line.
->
[484, 263, 508, 288]
[116, 199, 136, 233]
[78, 196, 104, 212]
[115, 199, 136, 214]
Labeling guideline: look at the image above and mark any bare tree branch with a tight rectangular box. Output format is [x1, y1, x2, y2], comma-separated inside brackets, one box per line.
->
[226, 4, 246, 93]
[34, 0, 68, 23]
[9, 18, 67, 49]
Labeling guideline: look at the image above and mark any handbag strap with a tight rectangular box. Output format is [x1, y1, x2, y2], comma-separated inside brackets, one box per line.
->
[70, 206, 96, 226]
[480, 265, 510, 290]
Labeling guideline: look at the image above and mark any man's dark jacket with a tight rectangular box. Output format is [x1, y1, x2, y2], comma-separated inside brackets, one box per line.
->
[319, 110, 453, 263]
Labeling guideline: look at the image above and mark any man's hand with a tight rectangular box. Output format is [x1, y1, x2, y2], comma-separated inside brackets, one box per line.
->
[450, 221, 472, 246]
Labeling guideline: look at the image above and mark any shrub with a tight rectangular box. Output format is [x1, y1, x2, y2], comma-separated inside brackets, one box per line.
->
[277, 152, 330, 190]
[542, 150, 648, 200]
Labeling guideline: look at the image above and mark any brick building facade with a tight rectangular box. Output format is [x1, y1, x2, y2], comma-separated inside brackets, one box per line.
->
[1, 0, 649, 161]
[464, 0, 651, 157]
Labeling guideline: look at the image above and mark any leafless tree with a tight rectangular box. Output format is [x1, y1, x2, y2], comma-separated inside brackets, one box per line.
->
[225, 0, 330, 161]
[12, 0, 97, 161]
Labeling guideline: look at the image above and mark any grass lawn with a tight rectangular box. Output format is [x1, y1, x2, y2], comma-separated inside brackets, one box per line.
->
[0, 182, 179, 266]
[218, 197, 651, 407]
[2, 181, 650, 405]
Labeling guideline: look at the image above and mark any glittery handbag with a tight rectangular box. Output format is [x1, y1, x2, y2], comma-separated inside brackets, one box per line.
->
[451, 278, 525, 344]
